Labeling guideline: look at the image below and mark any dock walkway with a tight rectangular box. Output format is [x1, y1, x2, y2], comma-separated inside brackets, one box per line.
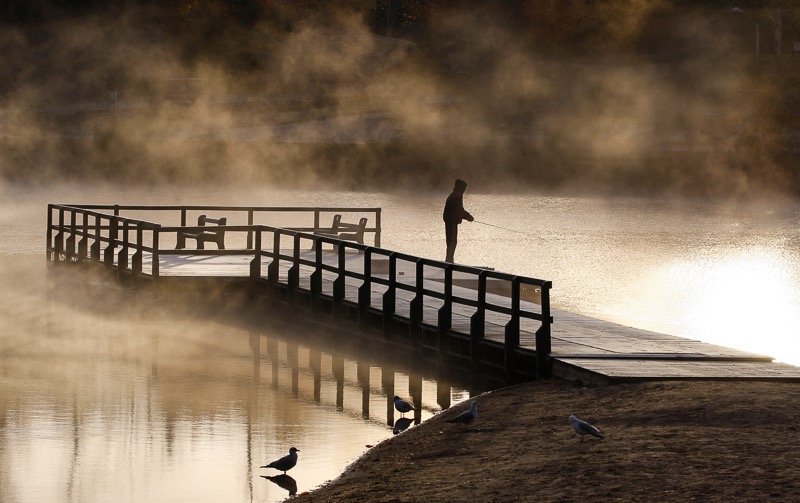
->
[145, 250, 800, 383]
[47, 203, 800, 384]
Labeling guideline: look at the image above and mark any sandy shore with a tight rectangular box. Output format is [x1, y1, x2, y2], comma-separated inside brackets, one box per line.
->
[293, 379, 800, 502]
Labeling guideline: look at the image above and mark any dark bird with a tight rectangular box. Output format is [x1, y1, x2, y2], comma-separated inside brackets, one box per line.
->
[261, 447, 299, 474]
[261, 474, 298, 496]
[446, 400, 478, 426]
[393, 395, 416, 416]
[569, 415, 604, 440]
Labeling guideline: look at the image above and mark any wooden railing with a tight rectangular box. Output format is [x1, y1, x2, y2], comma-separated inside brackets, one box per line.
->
[46, 203, 553, 378]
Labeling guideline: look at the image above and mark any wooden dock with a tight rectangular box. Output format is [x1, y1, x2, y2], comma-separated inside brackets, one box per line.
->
[46, 203, 800, 384]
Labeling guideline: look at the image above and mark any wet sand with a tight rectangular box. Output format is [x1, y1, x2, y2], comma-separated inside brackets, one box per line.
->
[294, 379, 800, 502]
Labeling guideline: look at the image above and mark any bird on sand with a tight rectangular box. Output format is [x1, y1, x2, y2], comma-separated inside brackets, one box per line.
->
[393, 396, 416, 416]
[446, 400, 478, 426]
[261, 447, 300, 474]
[569, 415, 604, 440]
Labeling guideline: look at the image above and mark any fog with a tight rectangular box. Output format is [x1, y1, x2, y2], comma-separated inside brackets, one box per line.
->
[1, 4, 797, 196]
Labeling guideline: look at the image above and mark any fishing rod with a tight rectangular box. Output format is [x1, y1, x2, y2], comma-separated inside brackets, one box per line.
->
[472, 220, 532, 236]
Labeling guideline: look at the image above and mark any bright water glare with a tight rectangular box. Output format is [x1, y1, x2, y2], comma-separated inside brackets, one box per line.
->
[2, 183, 800, 503]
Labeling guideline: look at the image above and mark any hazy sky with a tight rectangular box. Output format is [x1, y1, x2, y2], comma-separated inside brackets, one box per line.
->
[0, 4, 794, 197]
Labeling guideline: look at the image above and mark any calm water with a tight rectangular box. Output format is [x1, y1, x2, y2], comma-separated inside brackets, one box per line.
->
[2, 183, 800, 502]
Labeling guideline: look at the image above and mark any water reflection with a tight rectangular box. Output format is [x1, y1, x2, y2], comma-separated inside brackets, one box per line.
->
[1, 266, 486, 503]
[261, 474, 298, 496]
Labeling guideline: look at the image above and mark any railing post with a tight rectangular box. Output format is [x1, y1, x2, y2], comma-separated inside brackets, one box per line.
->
[46, 204, 53, 262]
[382, 253, 397, 336]
[131, 222, 143, 276]
[117, 219, 129, 273]
[54, 208, 65, 262]
[176, 208, 188, 249]
[358, 248, 372, 311]
[310, 241, 323, 305]
[247, 210, 254, 250]
[152, 225, 160, 278]
[91, 215, 101, 261]
[408, 260, 424, 343]
[536, 281, 553, 379]
[437, 264, 453, 351]
[250, 227, 262, 279]
[504, 277, 521, 377]
[333, 244, 346, 303]
[470, 271, 487, 366]
[287, 233, 300, 291]
[375, 209, 381, 248]
[65, 209, 78, 262]
[267, 231, 280, 285]
[77, 211, 89, 260]
[104, 218, 117, 267]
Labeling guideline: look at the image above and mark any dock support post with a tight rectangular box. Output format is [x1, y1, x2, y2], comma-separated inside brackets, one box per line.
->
[382, 365, 395, 426]
[333, 355, 345, 410]
[409, 371, 423, 424]
[358, 360, 370, 419]
[310, 349, 322, 402]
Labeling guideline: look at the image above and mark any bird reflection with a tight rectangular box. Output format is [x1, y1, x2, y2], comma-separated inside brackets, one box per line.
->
[261, 474, 298, 496]
[393, 417, 414, 435]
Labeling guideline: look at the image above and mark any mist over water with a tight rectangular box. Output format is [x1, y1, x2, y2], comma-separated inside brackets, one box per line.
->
[2, 4, 799, 195]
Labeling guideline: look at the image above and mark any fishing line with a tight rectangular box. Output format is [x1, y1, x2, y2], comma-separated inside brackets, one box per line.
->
[472, 220, 534, 236]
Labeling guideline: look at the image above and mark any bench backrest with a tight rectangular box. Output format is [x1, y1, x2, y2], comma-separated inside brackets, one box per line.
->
[198, 214, 226, 227]
[330, 214, 342, 232]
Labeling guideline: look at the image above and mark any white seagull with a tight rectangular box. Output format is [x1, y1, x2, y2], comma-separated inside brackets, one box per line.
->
[261, 447, 300, 474]
[393, 396, 416, 416]
[447, 400, 478, 426]
[569, 415, 604, 440]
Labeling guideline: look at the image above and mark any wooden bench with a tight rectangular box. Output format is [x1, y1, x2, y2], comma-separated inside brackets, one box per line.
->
[176, 214, 227, 249]
[313, 214, 368, 249]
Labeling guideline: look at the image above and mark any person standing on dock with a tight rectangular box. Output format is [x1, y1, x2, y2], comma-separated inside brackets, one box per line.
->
[443, 178, 474, 263]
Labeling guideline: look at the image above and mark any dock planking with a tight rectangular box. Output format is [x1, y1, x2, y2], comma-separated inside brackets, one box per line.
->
[141, 250, 800, 383]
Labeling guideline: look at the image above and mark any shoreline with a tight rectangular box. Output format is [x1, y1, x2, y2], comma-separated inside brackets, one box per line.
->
[294, 379, 800, 502]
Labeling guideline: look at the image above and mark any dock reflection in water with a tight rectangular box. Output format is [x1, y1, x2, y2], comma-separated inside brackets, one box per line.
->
[1, 273, 495, 503]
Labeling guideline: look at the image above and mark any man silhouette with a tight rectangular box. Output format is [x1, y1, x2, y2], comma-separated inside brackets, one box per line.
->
[442, 178, 474, 263]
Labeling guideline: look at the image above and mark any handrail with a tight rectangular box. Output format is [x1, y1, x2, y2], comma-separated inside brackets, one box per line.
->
[46, 203, 552, 378]
[54, 203, 382, 247]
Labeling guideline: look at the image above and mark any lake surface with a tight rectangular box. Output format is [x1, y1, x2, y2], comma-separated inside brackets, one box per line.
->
[2, 183, 800, 502]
